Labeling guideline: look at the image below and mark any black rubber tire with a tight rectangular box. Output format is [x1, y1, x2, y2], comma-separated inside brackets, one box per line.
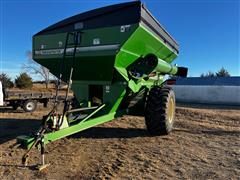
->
[23, 100, 37, 112]
[145, 86, 176, 135]
[12, 103, 19, 110]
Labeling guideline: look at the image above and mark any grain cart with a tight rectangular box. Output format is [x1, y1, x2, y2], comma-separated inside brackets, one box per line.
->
[17, 1, 187, 170]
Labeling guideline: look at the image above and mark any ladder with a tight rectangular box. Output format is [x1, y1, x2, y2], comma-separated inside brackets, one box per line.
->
[21, 31, 83, 168]
[55, 31, 82, 128]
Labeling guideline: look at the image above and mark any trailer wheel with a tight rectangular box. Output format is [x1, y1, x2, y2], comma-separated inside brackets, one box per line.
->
[12, 103, 19, 110]
[23, 100, 37, 112]
[145, 86, 175, 135]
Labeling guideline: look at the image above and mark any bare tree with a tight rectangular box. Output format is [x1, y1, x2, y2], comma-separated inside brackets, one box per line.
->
[23, 51, 53, 89]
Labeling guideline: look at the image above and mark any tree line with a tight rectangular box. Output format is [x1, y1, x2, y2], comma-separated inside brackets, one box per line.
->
[0, 72, 33, 89]
[0, 50, 55, 89]
[200, 67, 230, 77]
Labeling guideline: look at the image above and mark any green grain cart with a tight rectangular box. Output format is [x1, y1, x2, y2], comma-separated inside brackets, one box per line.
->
[17, 1, 187, 169]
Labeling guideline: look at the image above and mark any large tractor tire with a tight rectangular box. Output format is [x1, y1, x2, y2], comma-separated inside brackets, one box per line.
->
[145, 86, 175, 135]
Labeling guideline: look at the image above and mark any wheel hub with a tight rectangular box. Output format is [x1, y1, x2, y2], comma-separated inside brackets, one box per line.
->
[168, 97, 175, 124]
[27, 102, 35, 111]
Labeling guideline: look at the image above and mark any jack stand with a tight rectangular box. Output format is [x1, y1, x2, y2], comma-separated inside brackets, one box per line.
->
[21, 126, 46, 166]
[36, 137, 50, 171]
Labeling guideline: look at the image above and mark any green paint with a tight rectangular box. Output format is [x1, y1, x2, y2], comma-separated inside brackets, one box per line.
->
[18, 112, 116, 149]
[109, 89, 126, 113]
[45, 112, 116, 143]
[20, 15, 184, 149]
[114, 24, 178, 92]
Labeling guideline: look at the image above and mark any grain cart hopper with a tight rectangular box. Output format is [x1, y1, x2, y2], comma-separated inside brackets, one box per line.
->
[17, 1, 187, 170]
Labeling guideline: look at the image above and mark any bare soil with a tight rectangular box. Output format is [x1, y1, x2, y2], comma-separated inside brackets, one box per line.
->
[0, 105, 239, 179]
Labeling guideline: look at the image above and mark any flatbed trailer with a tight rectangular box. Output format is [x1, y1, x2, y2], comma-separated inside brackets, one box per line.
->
[4, 90, 54, 112]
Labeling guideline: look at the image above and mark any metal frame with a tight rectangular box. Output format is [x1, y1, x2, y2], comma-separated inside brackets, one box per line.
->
[17, 90, 126, 149]
[18, 111, 116, 149]
[16, 2, 188, 170]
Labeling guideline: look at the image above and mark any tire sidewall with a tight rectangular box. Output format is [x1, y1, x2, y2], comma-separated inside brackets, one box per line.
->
[145, 86, 176, 135]
[23, 100, 37, 112]
[165, 90, 175, 133]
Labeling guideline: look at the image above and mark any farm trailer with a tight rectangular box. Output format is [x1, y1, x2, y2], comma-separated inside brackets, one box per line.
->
[0, 81, 53, 112]
[17, 1, 188, 170]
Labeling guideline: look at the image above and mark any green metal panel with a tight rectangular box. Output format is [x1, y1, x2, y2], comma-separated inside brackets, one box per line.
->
[33, 24, 138, 82]
[33, 33, 67, 51]
[33, 24, 138, 51]
[44, 111, 115, 143]
[17, 2, 187, 157]
[18, 112, 116, 149]
[33, 23, 178, 86]
[115, 24, 178, 69]
[103, 83, 127, 113]
[114, 24, 178, 92]
[18, 84, 128, 149]
[114, 24, 178, 80]
[72, 81, 127, 113]
[32, 22, 180, 107]
[71, 83, 89, 104]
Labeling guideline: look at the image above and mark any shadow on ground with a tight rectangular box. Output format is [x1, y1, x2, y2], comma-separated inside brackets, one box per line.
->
[0, 107, 25, 113]
[0, 117, 149, 145]
[0, 118, 41, 144]
[70, 127, 149, 139]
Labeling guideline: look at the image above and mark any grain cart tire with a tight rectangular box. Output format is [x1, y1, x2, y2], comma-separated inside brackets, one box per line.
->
[23, 100, 37, 112]
[145, 86, 175, 135]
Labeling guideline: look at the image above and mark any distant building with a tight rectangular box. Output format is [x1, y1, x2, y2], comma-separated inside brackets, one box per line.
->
[172, 77, 240, 105]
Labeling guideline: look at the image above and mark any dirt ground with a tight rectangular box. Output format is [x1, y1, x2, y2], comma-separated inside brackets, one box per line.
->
[0, 104, 239, 179]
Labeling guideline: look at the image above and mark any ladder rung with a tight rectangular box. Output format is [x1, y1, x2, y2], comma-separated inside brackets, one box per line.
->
[63, 49, 77, 53]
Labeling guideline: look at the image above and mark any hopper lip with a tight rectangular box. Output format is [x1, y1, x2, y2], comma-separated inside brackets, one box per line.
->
[141, 4, 179, 47]
[33, 1, 179, 54]
[34, 1, 141, 36]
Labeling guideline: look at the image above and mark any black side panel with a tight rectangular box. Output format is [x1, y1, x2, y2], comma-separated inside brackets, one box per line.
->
[36, 1, 141, 35]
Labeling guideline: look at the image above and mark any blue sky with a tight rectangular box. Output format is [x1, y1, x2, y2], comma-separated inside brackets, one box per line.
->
[0, 0, 239, 80]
